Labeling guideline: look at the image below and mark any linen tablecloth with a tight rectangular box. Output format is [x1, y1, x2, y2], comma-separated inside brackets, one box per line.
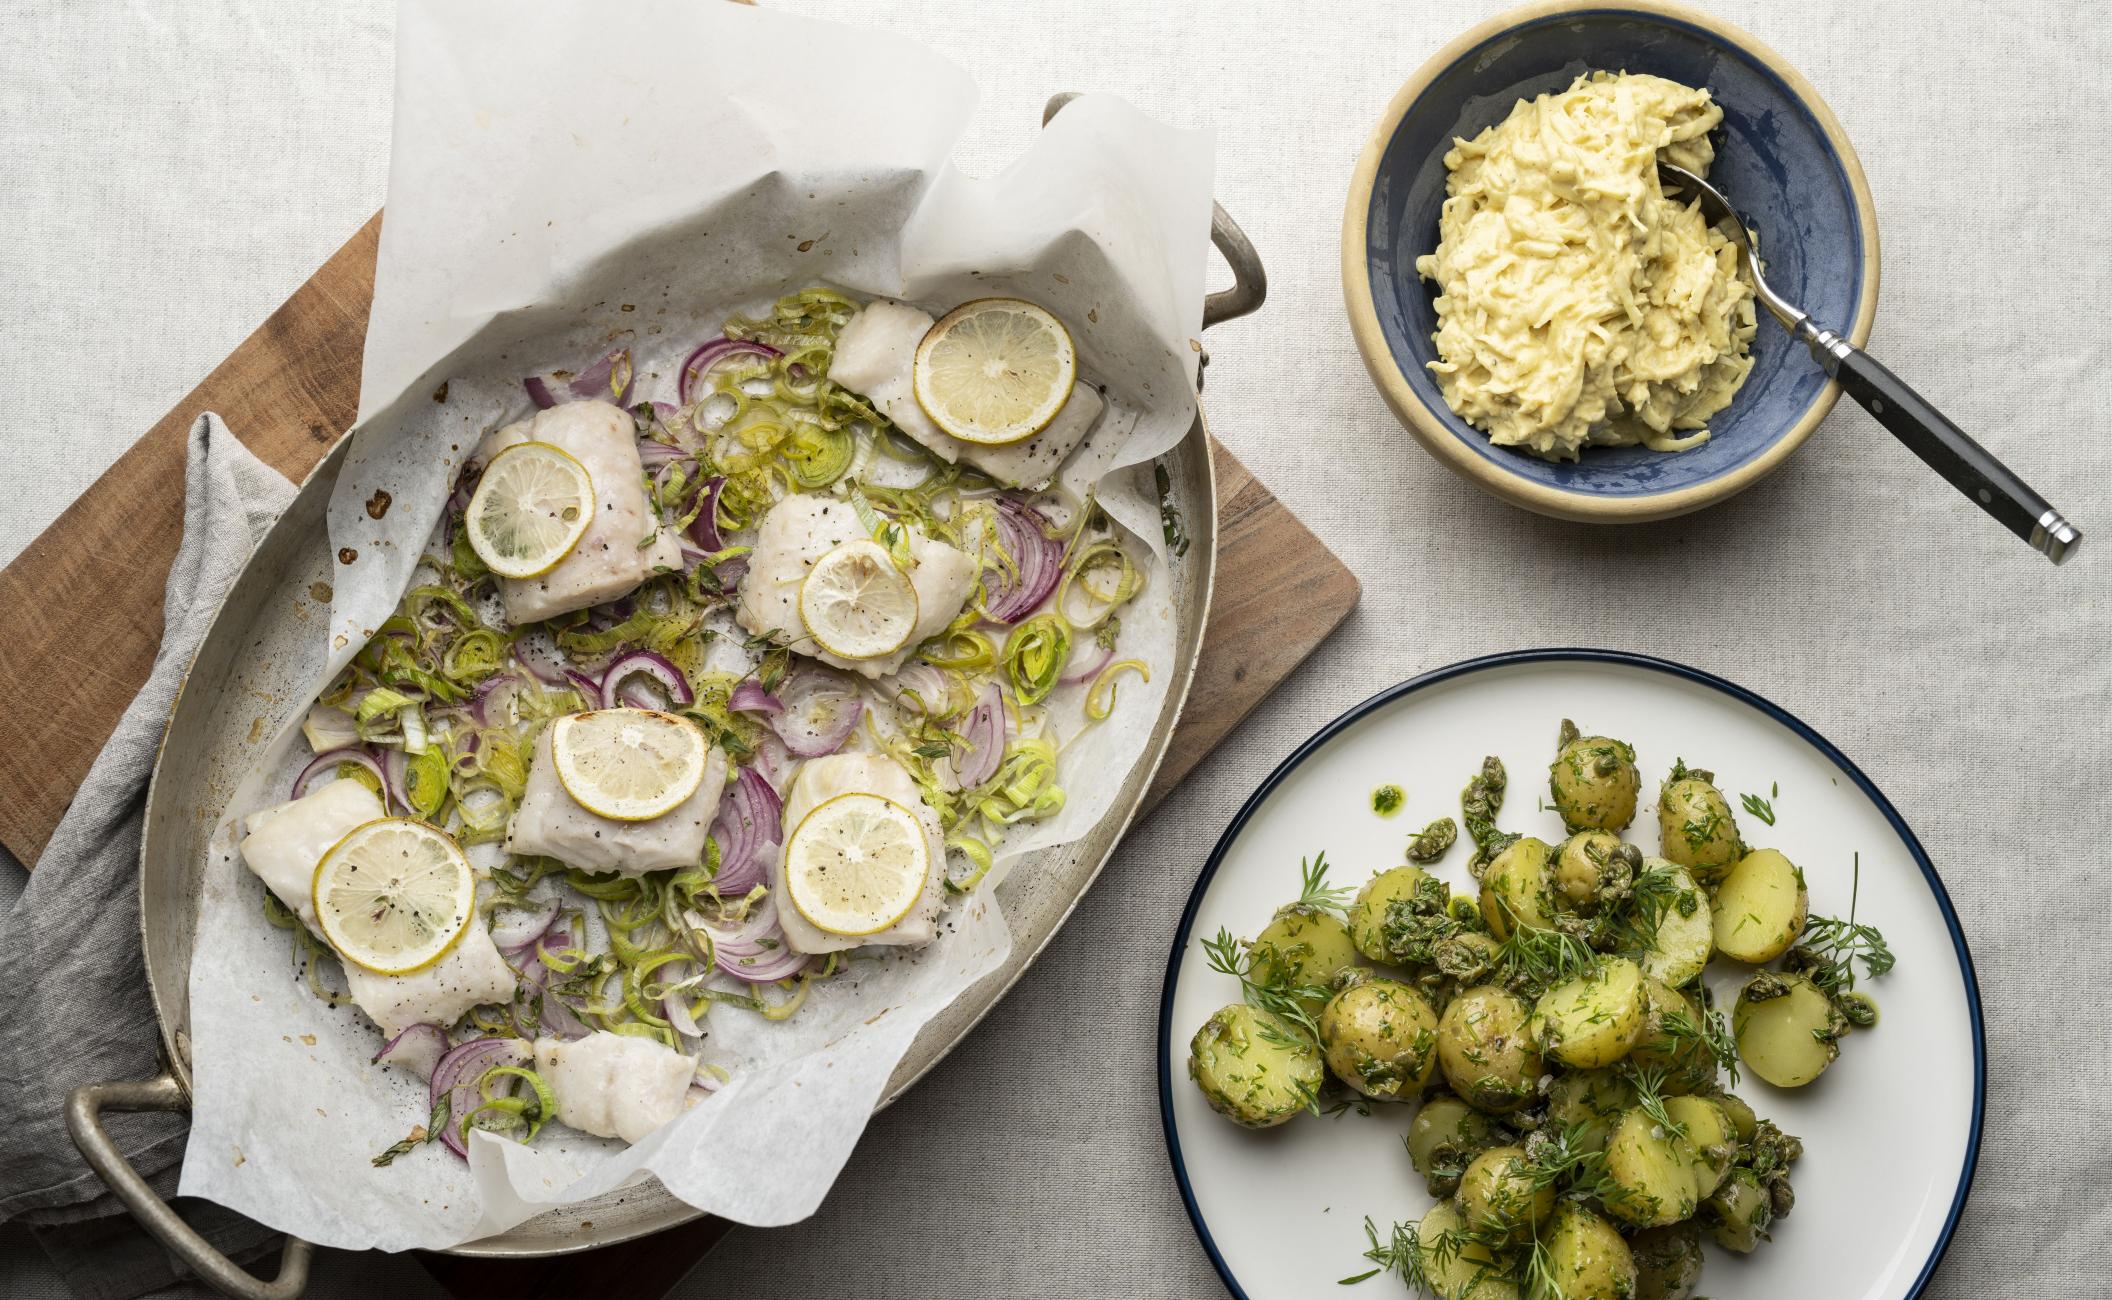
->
[2, 1, 2103, 1295]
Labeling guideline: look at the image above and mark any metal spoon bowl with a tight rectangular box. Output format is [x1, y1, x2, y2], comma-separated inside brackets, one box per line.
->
[1660, 161, 2080, 564]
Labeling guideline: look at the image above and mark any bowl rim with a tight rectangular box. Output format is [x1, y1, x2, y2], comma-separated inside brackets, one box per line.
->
[1340, 0, 1883, 523]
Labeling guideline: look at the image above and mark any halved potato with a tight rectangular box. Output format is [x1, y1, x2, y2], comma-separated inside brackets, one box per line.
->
[1603, 1107, 1699, 1227]
[1546, 1068, 1636, 1154]
[1629, 1222, 1705, 1300]
[1733, 973, 1844, 1087]
[1416, 1201, 1522, 1300]
[1703, 1166, 1774, 1253]
[1251, 907, 1361, 1013]
[1716, 1092, 1759, 1143]
[1630, 977, 1716, 1094]
[1533, 957, 1645, 1069]
[1710, 848, 1808, 963]
[1540, 1203, 1637, 1300]
[1406, 1095, 1504, 1195]
[1346, 864, 1434, 962]
[1479, 837, 1557, 939]
[1634, 860, 1712, 987]
[1665, 1095, 1736, 1197]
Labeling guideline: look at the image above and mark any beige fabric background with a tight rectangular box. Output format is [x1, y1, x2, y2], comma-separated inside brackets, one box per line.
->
[3, 0, 2106, 1295]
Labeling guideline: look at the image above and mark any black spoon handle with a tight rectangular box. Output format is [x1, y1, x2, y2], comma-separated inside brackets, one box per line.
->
[1798, 323, 2080, 563]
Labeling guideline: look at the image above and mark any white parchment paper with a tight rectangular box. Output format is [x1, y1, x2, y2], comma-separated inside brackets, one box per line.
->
[177, 0, 1211, 1252]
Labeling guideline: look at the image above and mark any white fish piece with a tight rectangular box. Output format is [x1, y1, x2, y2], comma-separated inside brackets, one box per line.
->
[238, 778, 385, 930]
[533, 1031, 696, 1144]
[505, 722, 728, 875]
[828, 300, 1103, 490]
[771, 752, 945, 957]
[341, 909, 517, 1040]
[734, 494, 976, 680]
[477, 401, 683, 625]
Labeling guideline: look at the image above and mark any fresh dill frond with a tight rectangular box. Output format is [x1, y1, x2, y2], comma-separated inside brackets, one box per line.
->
[1200, 925, 1328, 1045]
[1342, 1216, 1427, 1290]
[1659, 1003, 1741, 1086]
[1621, 1065, 1687, 1142]
[1296, 851, 1354, 916]
[1794, 852, 1896, 995]
[1497, 923, 1596, 995]
[1740, 790, 1777, 826]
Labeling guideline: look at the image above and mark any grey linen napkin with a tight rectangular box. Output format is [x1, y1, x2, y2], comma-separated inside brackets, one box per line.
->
[0, 414, 296, 1297]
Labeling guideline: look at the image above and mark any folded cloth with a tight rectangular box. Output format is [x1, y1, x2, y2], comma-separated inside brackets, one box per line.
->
[0, 415, 295, 1296]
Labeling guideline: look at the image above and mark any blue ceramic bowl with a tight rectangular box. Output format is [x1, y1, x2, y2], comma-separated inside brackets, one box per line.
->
[1343, 1, 1880, 521]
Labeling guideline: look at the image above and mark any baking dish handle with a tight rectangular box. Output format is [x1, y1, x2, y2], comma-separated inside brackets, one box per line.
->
[1041, 92, 1267, 332]
[67, 1073, 314, 1300]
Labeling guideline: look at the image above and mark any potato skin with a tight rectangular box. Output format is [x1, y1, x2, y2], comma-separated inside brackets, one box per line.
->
[1665, 1094, 1736, 1197]
[1711, 848, 1809, 963]
[1734, 972, 1844, 1087]
[1346, 865, 1434, 961]
[1634, 861, 1713, 987]
[1416, 1201, 1522, 1300]
[1534, 956, 1647, 1069]
[1657, 772, 1742, 882]
[1540, 1203, 1637, 1300]
[1319, 978, 1438, 1100]
[1188, 1002, 1323, 1128]
[1437, 985, 1544, 1114]
[1251, 908, 1361, 1013]
[1716, 1092, 1758, 1143]
[1458, 1144, 1553, 1242]
[1406, 1095, 1504, 1196]
[1629, 1222, 1705, 1300]
[1550, 734, 1640, 832]
[1479, 836, 1557, 940]
[1629, 977, 1716, 1094]
[1703, 1166, 1774, 1252]
[1553, 830, 1636, 910]
[1547, 1068, 1637, 1154]
[1604, 1107, 1700, 1227]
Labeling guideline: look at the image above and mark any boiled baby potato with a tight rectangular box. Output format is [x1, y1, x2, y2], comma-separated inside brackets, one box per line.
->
[1703, 1166, 1775, 1253]
[1549, 725, 1641, 832]
[1416, 1201, 1522, 1300]
[1733, 972, 1845, 1087]
[1656, 765, 1742, 882]
[1406, 1095, 1504, 1195]
[1629, 1222, 1705, 1300]
[1251, 907, 1361, 1014]
[1665, 1094, 1736, 1197]
[1187, 1003, 1322, 1128]
[1539, 1203, 1637, 1300]
[1458, 1144, 1553, 1242]
[1716, 1092, 1759, 1143]
[1319, 977, 1438, 1100]
[1532, 956, 1645, 1069]
[1710, 848, 1809, 963]
[1479, 836, 1556, 939]
[1346, 864, 1433, 961]
[1546, 1068, 1636, 1154]
[1629, 977, 1715, 1094]
[1604, 1107, 1699, 1227]
[1437, 985, 1543, 1114]
[1552, 830, 1638, 910]
[1634, 859, 1712, 987]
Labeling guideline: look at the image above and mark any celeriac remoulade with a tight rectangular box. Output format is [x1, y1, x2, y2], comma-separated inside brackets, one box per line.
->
[1414, 72, 1758, 462]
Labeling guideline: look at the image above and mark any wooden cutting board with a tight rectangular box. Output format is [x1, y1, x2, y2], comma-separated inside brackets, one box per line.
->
[0, 212, 1355, 1295]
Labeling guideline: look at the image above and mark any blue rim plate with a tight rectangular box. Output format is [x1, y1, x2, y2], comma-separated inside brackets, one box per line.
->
[1157, 649, 1982, 1298]
[1342, 2, 1882, 522]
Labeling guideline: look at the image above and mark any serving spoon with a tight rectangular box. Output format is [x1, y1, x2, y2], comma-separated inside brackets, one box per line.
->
[1659, 162, 2080, 564]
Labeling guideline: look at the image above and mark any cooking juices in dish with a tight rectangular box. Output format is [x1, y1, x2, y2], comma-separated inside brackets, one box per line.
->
[1416, 73, 1759, 462]
[236, 288, 1154, 1167]
[1186, 719, 1894, 1298]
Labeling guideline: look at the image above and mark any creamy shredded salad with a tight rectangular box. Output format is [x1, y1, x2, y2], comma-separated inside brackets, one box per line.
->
[1414, 73, 1759, 462]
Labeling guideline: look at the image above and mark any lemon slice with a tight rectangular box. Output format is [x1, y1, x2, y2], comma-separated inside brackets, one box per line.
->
[311, 818, 476, 976]
[799, 538, 920, 660]
[465, 441, 596, 579]
[783, 793, 931, 937]
[551, 708, 708, 821]
[912, 298, 1077, 446]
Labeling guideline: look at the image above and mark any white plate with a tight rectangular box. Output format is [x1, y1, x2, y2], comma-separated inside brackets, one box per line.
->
[1158, 651, 1982, 1299]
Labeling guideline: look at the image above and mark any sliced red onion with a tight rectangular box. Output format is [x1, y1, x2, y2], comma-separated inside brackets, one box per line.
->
[490, 897, 561, 953]
[301, 702, 360, 752]
[729, 680, 782, 714]
[524, 347, 635, 409]
[687, 475, 729, 551]
[751, 731, 790, 792]
[678, 338, 780, 404]
[883, 663, 951, 716]
[379, 749, 412, 815]
[982, 496, 1064, 623]
[637, 439, 687, 469]
[469, 671, 521, 726]
[1059, 642, 1116, 686]
[511, 629, 569, 686]
[715, 555, 750, 589]
[599, 649, 693, 710]
[709, 766, 782, 896]
[717, 942, 810, 984]
[291, 746, 389, 806]
[373, 1023, 449, 1081]
[429, 1036, 530, 1159]
[563, 668, 604, 705]
[954, 682, 1005, 787]
[769, 669, 863, 758]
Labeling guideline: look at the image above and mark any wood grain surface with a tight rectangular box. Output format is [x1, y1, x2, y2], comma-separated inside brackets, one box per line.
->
[0, 212, 1355, 1296]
